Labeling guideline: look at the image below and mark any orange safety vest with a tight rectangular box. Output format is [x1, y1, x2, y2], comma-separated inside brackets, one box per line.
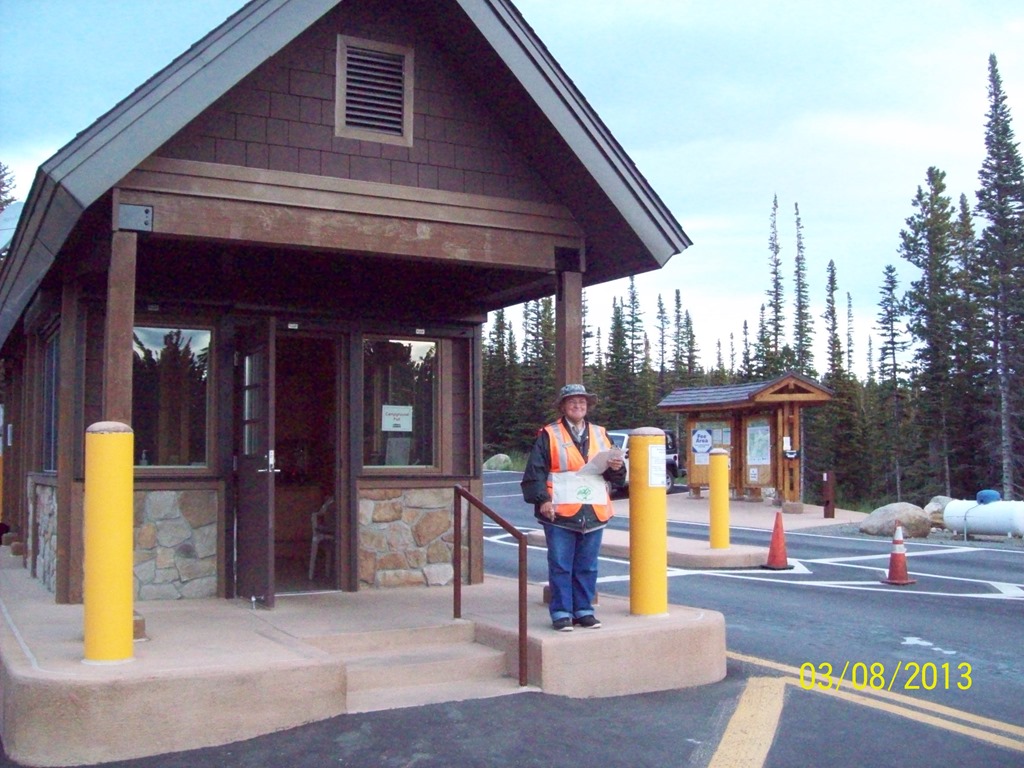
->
[544, 420, 615, 522]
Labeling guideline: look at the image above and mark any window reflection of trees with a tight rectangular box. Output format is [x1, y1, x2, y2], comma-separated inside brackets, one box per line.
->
[133, 328, 209, 466]
[363, 339, 435, 467]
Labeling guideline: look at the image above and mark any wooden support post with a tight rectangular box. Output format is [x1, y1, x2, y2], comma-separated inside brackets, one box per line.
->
[103, 231, 137, 424]
[555, 269, 583, 387]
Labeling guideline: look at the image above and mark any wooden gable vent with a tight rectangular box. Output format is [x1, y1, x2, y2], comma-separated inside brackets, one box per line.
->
[345, 45, 405, 135]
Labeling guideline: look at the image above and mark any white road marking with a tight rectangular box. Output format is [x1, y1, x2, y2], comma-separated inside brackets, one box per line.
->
[481, 523, 1024, 600]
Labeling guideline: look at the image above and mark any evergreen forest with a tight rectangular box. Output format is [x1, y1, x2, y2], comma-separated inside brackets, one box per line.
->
[483, 55, 1024, 510]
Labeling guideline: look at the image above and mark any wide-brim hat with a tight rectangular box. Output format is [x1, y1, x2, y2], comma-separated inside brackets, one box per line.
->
[554, 383, 598, 409]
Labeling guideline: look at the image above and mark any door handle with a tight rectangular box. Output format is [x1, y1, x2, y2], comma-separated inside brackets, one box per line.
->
[258, 449, 281, 473]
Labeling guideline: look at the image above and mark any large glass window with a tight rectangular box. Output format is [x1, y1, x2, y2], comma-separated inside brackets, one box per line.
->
[363, 338, 435, 468]
[132, 327, 210, 467]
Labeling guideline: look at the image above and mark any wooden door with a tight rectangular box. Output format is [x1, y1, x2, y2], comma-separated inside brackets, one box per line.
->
[235, 318, 277, 607]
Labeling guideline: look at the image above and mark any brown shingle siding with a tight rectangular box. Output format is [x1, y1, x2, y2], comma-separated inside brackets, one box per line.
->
[299, 97, 322, 125]
[154, 10, 556, 204]
[270, 92, 302, 121]
[381, 144, 409, 162]
[437, 167, 463, 192]
[291, 70, 333, 100]
[390, 160, 417, 187]
[246, 142, 270, 169]
[268, 145, 299, 173]
[290, 121, 333, 151]
[350, 155, 390, 184]
[298, 148, 321, 176]
[418, 165, 438, 189]
[236, 114, 267, 143]
[321, 152, 350, 177]
[215, 138, 246, 166]
[266, 117, 289, 146]
[427, 141, 454, 169]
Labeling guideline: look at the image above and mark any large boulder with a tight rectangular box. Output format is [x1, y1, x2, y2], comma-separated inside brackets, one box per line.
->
[859, 502, 932, 538]
[923, 495, 952, 529]
[483, 453, 513, 471]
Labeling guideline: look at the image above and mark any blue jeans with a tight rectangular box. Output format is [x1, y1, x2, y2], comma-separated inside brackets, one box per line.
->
[543, 523, 604, 621]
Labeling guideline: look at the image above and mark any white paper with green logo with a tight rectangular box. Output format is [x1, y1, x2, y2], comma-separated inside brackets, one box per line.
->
[551, 470, 609, 505]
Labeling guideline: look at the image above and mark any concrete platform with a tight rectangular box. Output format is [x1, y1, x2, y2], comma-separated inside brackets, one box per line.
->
[0, 565, 724, 767]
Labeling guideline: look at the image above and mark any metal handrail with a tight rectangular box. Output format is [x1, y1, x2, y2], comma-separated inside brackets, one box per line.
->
[453, 485, 528, 687]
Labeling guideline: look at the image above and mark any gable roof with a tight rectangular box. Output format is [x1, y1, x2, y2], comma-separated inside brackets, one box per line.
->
[658, 372, 832, 412]
[0, 0, 690, 347]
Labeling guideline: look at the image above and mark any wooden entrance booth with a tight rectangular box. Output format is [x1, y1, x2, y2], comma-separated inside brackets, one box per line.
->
[658, 373, 831, 507]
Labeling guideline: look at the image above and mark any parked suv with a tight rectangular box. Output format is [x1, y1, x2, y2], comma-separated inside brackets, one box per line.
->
[605, 429, 681, 494]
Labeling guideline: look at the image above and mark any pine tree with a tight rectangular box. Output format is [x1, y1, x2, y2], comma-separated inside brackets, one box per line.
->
[637, 334, 658, 425]
[900, 167, 957, 498]
[625, 277, 645, 375]
[845, 293, 855, 374]
[974, 53, 1024, 499]
[875, 264, 909, 501]
[482, 310, 525, 451]
[655, 294, 669, 397]
[792, 202, 815, 375]
[0, 162, 15, 212]
[671, 290, 685, 389]
[518, 299, 557, 443]
[740, 320, 752, 381]
[766, 195, 785, 365]
[805, 261, 865, 505]
[752, 304, 771, 378]
[602, 299, 633, 427]
[823, 261, 844, 379]
[582, 290, 593, 369]
[947, 194, 992, 494]
[682, 310, 700, 384]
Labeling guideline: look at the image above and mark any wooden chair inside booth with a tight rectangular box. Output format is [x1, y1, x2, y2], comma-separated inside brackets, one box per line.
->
[308, 497, 335, 580]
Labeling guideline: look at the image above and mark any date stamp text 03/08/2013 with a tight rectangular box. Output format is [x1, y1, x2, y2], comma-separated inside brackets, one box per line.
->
[799, 661, 972, 692]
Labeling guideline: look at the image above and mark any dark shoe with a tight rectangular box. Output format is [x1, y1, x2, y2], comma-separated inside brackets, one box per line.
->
[552, 618, 574, 632]
[573, 614, 601, 628]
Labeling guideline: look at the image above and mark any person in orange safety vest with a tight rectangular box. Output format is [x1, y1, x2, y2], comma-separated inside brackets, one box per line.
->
[520, 384, 625, 631]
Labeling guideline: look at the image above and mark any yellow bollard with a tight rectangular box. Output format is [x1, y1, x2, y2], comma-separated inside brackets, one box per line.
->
[628, 428, 668, 615]
[83, 421, 135, 663]
[709, 448, 730, 549]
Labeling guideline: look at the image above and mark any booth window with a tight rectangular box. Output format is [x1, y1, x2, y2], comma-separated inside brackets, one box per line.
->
[41, 333, 59, 472]
[132, 327, 210, 467]
[363, 338, 436, 468]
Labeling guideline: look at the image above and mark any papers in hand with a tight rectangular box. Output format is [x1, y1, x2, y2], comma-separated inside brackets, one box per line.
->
[577, 449, 624, 475]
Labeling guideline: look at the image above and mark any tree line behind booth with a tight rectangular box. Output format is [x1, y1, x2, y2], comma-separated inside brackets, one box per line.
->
[483, 54, 1024, 511]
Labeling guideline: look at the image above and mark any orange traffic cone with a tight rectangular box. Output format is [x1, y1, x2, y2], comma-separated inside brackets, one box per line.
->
[762, 511, 793, 570]
[881, 523, 916, 585]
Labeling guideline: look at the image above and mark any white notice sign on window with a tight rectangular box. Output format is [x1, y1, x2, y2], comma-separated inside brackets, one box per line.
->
[382, 405, 413, 432]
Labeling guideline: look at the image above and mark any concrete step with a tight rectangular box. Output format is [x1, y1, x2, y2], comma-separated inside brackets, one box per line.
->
[308, 620, 475, 655]
[343, 637, 520, 713]
[346, 675, 533, 714]
[345, 640, 508, 692]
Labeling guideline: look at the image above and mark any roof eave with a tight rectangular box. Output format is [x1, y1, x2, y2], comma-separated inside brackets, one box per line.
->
[461, 0, 691, 265]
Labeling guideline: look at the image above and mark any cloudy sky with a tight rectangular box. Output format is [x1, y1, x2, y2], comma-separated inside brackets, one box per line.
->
[2, 1, 1023, 376]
